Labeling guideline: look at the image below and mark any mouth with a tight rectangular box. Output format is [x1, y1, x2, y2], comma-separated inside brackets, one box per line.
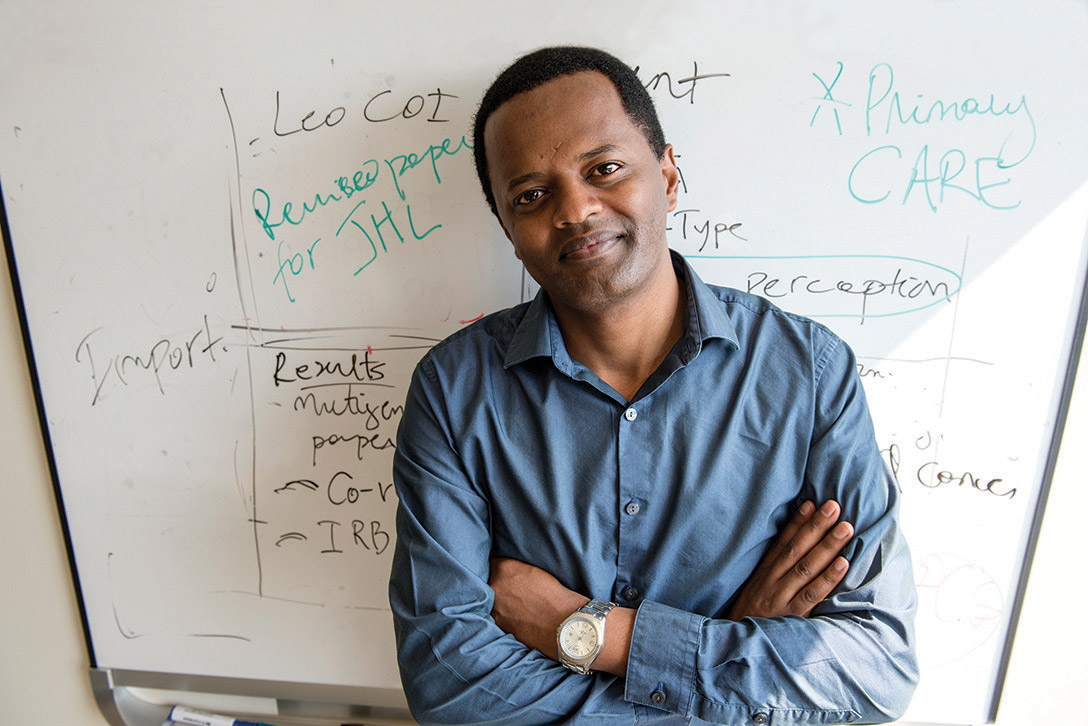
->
[559, 232, 623, 261]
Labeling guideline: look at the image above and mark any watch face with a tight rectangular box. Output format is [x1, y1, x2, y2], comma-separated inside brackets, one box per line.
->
[560, 618, 599, 658]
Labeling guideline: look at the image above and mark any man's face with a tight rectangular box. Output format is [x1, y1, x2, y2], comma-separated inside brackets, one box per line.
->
[484, 71, 679, 315]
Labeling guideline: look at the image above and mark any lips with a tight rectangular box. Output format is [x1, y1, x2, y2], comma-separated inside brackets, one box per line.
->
[558, 231, 623, 261]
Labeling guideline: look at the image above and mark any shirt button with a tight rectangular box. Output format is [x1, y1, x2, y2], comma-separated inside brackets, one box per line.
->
[624, 501, 640, 516]
[622, 586, 639, 601]
[753, 713, 769, 724]
[650, 689, 667, 705]
[624, 407, 637, 421]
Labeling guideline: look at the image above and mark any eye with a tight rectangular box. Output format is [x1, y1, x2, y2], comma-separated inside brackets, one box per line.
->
[590, 161, 623, 178]
[512, 188, 546, 207]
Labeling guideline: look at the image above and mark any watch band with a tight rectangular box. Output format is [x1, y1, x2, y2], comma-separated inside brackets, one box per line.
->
[579, 598, 616, 619]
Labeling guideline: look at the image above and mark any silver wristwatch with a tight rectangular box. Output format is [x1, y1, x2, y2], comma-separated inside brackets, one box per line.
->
[556, 598, 616, 674]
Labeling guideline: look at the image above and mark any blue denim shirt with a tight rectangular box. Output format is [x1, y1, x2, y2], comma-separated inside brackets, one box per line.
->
[390, 253, 918, 725]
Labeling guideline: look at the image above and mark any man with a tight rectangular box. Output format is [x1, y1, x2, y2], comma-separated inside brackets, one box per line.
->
[389, 46, 918, 725]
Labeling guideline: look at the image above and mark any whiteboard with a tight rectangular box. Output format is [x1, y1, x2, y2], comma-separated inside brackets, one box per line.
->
[2, 2, 1087, 723]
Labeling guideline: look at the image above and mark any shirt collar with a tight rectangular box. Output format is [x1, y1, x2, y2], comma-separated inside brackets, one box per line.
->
[503, 250, 739, 370]
[504, 290, 566, 369]
[674, 250, 740, 359]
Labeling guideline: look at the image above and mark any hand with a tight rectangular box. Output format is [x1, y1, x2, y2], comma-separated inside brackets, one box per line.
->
[728, 500, 854, 620]
[489, 558, 634, 676]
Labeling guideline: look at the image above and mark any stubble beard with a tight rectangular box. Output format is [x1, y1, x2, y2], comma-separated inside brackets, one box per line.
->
[545, 222, 668, 316]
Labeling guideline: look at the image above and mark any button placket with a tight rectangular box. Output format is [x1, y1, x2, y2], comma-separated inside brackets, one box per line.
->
[616, 399, 648, 622]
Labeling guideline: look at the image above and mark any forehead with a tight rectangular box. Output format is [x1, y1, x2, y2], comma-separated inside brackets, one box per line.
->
[483, 71, 650, 177]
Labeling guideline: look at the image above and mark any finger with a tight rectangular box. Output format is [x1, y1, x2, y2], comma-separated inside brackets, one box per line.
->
[764, 500, 843, 581]
[780, 519, 853, 599]
[756, 500, 817, 572]
[788, 555, 850, 616]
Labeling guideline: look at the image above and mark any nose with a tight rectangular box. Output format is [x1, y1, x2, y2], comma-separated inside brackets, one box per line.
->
[552, 178, 603, 227]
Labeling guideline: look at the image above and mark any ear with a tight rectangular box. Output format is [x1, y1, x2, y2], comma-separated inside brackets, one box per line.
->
[660, 144, 680, 212]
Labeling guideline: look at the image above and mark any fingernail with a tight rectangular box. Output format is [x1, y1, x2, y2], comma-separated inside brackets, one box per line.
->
[833, 522, 851, 539]
[799, 501, 814, 516]
[833, 558, 848, 572]
[819, 500, 838, 518]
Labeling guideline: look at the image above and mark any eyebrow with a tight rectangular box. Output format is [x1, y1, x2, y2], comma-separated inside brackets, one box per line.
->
[504, 144, 625, 193]
[505, 171, 545, 193]
[579, 144, 622, 161]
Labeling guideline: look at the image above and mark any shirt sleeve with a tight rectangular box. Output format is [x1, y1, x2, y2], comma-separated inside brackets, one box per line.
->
[388, 360, 618, 726]
[623, 333, 919, 725]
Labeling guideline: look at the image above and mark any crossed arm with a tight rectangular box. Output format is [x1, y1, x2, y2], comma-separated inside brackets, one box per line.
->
[489, 499, 855, 676]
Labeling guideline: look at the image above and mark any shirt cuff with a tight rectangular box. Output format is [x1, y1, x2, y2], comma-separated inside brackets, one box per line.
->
[624, 599, 703, 715]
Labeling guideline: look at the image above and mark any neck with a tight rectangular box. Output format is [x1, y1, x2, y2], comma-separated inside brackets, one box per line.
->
[551, 259, 685, 402]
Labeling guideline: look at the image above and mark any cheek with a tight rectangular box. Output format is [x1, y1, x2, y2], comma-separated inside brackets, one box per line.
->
[508, 233, 543, 268]
[497, 217, 527, 260]
[507, 221, 549, 261]
[649, 186, 676, 229]
[623, 191, 669, 235]
[619, 182, 665, 215]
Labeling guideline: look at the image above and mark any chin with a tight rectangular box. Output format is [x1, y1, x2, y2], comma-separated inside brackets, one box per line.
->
[551, 276, 643, 315]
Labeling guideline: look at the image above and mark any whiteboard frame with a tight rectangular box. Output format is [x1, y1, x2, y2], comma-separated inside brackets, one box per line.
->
[986, 227, 1088, 723]
[89, 668, 411, 726]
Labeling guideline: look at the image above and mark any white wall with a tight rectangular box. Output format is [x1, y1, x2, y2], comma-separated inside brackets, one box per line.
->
[1, 238, 1084, 724]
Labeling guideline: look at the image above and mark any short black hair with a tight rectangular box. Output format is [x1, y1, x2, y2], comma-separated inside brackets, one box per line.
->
[472, 46, 667, 218]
